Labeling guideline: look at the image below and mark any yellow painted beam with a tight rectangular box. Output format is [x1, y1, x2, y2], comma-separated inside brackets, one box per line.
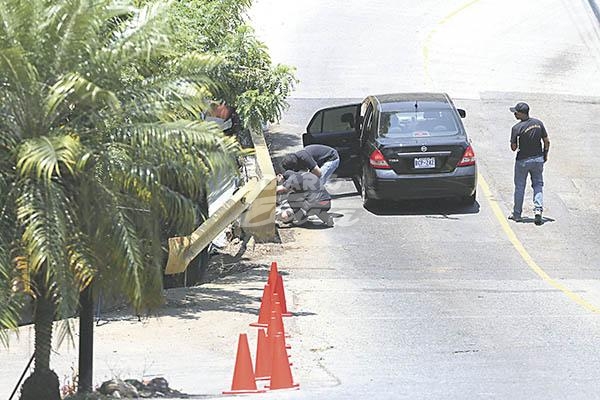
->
[165, 128, 278, 274]
[241, 128, 277, 241]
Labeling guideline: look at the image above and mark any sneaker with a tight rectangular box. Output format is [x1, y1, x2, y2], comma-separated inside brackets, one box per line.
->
[534, 210, 542, 225]
[508, 213, 522, 222]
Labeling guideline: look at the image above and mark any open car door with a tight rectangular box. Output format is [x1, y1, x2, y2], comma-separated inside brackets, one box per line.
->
[302, 103, 361, 179]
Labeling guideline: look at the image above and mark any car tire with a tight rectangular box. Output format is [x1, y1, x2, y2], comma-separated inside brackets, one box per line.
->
[361, 169, 375, 208]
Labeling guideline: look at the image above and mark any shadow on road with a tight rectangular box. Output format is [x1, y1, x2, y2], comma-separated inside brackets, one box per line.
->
[330, 191, 360, 200]
[512, 215, 556, 225]
[366, 198, 481, 216]
[265, 131, 303, 172]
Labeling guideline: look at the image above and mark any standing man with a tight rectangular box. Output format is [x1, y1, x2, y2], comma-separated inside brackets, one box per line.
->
[281, 144, 339, 186]
[508, 102, 550, 225]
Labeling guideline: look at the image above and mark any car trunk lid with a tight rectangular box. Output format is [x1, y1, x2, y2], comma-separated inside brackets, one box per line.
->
[377, 138, 467, 174]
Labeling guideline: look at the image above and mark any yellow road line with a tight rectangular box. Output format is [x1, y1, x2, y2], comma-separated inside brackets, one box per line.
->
[423, 0, 600, 313]
[439, 0, 482, 24]
[479, 174, 600, 313]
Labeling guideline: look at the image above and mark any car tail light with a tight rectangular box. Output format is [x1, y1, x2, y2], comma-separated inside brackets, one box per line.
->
[369, 149, 391, 169]
[457, 145, 476, 167]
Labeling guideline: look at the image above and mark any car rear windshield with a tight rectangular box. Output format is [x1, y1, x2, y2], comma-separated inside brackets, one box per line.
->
[378, 107, 460, 138]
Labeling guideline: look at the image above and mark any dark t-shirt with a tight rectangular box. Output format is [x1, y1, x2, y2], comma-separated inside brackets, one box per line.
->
[295, 144, 339, 170]
[510, 117, 548, 160]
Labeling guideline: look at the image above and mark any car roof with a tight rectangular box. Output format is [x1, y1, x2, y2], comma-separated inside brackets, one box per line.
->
[372, 92, 451, 104]
[369, 92, 454, 112]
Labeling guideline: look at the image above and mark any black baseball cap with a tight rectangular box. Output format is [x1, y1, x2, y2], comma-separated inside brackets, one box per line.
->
[509, 102, 529, 113]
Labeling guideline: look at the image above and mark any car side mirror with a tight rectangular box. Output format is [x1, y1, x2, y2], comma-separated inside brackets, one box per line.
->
[457, 109, 466, 118]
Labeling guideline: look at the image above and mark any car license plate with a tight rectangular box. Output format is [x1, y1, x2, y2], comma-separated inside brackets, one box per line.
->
[414, 157, 435, 169]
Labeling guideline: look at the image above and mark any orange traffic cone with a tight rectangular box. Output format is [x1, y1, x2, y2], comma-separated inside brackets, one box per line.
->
[269, 293, 291, 348]
[267, 334, 299, 391]
[274, 273, 292, 317]
[254, 328, 272, 381]
[267, 261, 279, 289]
[223, 333, 266, 394]
[267, 305, 285, 337]
[250, 283, 272, 328]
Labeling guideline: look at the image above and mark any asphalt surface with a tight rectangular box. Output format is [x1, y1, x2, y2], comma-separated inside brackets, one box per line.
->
[2, 1, 600, 399]
[251, 1, 600, 399]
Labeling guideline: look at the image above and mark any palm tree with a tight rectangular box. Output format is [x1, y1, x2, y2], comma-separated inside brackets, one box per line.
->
[0, 1, 243, 398]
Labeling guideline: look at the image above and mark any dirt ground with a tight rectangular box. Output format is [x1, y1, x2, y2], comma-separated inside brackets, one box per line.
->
[0, 226, 300, 398]
[201, 228, 294, 284]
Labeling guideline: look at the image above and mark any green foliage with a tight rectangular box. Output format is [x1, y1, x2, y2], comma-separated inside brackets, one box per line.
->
[0, 0, 243, 351]
[137, 0, 298, 130]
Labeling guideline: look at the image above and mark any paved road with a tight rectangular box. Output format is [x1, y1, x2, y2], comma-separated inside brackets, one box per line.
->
[249, 0, 600, 399]
[2, 1, 600, 399]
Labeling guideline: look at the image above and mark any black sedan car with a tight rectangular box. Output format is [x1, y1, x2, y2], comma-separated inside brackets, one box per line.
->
[302, 92, 477, 207]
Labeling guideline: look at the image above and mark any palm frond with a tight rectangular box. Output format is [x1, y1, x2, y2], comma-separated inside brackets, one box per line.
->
[156, 185, 198, 233]
[0, 47, 43, 137]
[0, 170, 11, 212]
[16, 181, 56, 274]
[102, 202, 147, 310]
[55, 318, 75, 348]
[0, 231, 25, 345]
[117, 119, 229, 148]
[102, 0, 172, 67]
[40, 0, 104, 80]
[107, 120, 242, 202]
[0, 0, 41, 50]
[67, 237, 97, 289]
[46, 72, 121, 124]
[0, 125, 19, 155]
[0, 287, 23, 347]
[16, 134, 81, 181]
[0, 185, 18, 261]
[167, 51, 223, 88]
[118, 85, 213, 122]
[0, 48, 37, 93]
[15, 177, 81, 317]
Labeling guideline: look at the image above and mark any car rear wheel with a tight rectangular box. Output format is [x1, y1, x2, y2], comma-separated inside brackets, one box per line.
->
[361, 169, 375, 208]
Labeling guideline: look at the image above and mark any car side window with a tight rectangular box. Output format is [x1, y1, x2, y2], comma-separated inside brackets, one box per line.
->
[307, 105, 357, 134]
[307, 112, 323, 134]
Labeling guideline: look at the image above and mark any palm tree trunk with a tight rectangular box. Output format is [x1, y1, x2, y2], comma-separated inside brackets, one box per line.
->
[20, 283, 60, 400]
[78, 284, 94, 393]
[186, 186, 209, 286]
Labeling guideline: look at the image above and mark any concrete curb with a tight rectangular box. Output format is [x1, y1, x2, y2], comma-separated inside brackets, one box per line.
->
[589, 0, 600, 23]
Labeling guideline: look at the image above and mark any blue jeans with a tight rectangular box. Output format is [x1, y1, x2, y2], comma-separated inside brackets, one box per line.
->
[320, 158, 340, 186]
[513, 156, 544, 217]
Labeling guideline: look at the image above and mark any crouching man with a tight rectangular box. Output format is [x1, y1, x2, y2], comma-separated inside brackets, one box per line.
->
[276, 170, 334, 227]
